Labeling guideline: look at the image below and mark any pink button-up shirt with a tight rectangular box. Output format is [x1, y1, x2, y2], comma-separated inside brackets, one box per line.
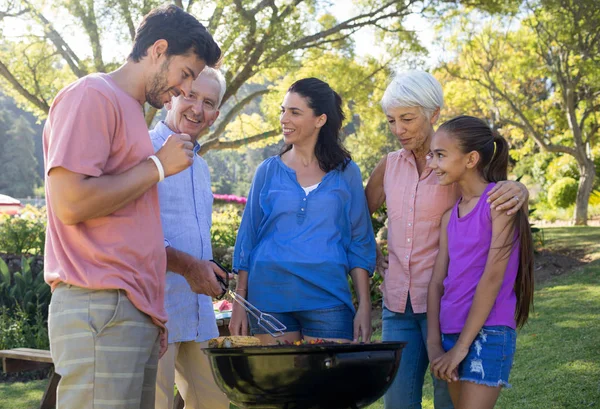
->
[382, 149, 460, 314]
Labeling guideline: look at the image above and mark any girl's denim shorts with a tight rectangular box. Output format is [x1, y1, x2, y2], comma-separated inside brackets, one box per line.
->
[248, 304, 354, 340]
[442, 325, 516, 388]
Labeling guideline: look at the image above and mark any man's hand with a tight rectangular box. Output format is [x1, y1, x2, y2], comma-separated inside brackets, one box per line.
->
[181, 259, 229, 298]
[155, 133, 194, 177]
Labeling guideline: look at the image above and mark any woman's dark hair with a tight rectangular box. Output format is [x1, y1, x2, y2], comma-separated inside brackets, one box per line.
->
[439, 115, 534, 328]
[129, 5, 222, 67]
[281, 77, 351, 172]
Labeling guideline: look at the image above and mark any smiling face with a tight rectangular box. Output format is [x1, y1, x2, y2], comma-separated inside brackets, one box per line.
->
[385, 106, 438, 155]
[429, 129, 475, 185]
[279, 92, 326, 147]
[146, 52, 206, 109]
[165, 73, 221, 138]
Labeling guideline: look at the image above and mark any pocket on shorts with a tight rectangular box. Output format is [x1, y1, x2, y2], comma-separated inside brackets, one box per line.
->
[89, 290, 121, 335]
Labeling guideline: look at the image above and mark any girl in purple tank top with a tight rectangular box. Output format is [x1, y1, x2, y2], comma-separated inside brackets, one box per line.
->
[425, 115, 534, 409]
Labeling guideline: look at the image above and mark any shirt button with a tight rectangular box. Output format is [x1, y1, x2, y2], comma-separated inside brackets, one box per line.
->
[303, 198, 306, 201]
[405, 255, 409, 259]
[301, 208, 305, 211]
[407, 238, 411, 243]
[408, 222, 412, 227]
[409, 208, 413, 212]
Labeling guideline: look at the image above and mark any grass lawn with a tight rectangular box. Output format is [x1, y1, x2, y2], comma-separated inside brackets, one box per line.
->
[539, 226, 600, 260]
[0, 380, 47, 409]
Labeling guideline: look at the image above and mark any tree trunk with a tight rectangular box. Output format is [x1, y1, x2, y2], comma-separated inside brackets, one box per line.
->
[573, 158, 596, 225]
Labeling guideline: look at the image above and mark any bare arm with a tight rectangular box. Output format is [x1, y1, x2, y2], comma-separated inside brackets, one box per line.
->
[229, 269, 249, 336]
[350, 267, 371, 342]
[48, 134, 194, 225]
[365, 155, 387, 215]
[427, 210, 451, 350]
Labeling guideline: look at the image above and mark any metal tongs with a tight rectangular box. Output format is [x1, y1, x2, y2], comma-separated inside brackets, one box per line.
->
[211, 260, 286, 337]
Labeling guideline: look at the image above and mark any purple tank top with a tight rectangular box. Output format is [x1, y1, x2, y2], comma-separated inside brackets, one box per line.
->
[440, 183, 519, 333]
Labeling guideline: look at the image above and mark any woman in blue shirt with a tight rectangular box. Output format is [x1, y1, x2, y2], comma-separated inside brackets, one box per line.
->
[230, 78, 376, 344]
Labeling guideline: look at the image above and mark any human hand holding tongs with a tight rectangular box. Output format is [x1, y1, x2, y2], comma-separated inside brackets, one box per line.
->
[211, 260, 286, 337]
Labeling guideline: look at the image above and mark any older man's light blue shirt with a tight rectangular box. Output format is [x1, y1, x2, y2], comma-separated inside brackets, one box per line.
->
[150, 121, 218, 343]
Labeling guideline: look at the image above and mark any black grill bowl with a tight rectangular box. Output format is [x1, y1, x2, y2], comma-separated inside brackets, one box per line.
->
[203, 341, 405, 409]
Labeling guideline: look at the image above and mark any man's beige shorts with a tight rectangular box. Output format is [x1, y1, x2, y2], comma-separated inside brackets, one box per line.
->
[49, 284, 160, 409]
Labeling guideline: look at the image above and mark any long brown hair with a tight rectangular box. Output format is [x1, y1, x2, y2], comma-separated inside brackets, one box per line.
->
[280, 78, 351, 172]
[439, 115, 534, 327]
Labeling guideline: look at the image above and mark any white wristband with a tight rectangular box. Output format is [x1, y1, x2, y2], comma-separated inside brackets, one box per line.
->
[148, 155, 165, 182]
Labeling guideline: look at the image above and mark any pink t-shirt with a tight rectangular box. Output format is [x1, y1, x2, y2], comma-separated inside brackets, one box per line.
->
[43, 73, 167, 328]
[382, 149, 460, 314]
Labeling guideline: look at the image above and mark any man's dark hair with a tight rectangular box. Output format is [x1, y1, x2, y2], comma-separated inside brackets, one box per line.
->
[129, 5, 221, 66]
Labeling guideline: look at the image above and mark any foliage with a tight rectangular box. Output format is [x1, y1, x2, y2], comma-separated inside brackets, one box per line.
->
[211, 204, 242, 250]
[0, 0, 424, 156]
[548, 177, 578, 209]
[0, 256, 50, 323]
[0, 205, 46, 255]
[438, 0, 600, 225]
[0, 306, 48, 350]
[0, 108, 40, 197]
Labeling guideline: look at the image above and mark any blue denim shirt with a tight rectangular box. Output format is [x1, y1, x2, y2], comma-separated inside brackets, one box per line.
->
[233, 156, 376, 313]
[150, 121, 218, 343]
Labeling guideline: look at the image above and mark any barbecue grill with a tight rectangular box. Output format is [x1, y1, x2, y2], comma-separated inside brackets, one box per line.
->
[204, 341, 405, 409]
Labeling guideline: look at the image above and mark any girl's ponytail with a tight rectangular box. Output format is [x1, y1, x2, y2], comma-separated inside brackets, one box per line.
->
[485, 133, 509, 183]
[513, 205, 535, 328]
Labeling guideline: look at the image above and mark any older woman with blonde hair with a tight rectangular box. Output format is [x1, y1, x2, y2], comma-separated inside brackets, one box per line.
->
[365, 70, 527, 409]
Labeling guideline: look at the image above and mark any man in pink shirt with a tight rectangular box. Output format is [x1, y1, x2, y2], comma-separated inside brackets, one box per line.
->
[43, 5, 223, 409]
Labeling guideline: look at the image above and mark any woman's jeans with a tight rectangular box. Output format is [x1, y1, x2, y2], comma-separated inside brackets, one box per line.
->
[382, 297, 454, 409]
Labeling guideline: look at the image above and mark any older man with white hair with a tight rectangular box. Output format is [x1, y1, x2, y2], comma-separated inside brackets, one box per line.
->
[150, 67, 230, 409]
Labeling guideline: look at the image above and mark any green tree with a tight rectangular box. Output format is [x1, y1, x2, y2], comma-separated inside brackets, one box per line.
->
[438, 0, 599, 225]
[0, 0, 426, 154]
[0, 112, 39, 197]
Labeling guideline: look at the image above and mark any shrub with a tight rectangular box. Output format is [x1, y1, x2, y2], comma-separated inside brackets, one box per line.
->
[0, 205, 46, 256]
[0, 306, 48, 350]
[211, 205, 242, 271]
[212, 204, 242, 249]
[0, 256, 50, 323]
[548, 177, 578, 209]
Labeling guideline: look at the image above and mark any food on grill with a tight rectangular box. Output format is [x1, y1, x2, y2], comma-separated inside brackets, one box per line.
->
[278, 339, 344, 345]
[208, 336, 262, 348]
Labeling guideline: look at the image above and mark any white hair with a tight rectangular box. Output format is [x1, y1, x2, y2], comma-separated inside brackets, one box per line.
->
[200, 66, 227, 106]
[380, 70, 444, 117]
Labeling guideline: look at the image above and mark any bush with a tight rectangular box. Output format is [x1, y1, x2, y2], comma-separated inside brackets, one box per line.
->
[212, 204, 242, 249]
[0, 205, 46, 256]
[211, 205, 243, 271]
[0, 256, 50, 324]
[0, 306, 48, 350]
[548, 177, 578, 209]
